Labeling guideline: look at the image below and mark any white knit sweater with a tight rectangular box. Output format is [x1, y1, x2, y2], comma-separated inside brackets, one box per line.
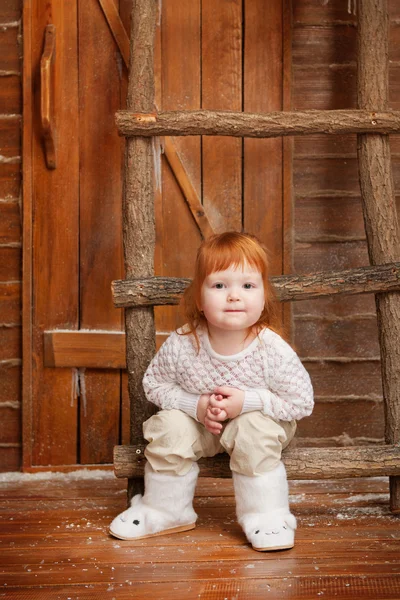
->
[143, 326, 314, 422]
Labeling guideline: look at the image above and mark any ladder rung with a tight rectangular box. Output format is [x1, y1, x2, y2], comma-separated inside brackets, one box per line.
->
[112, 262, 400, 308]
[116, 109, 400, 138]
[114, 444, 400, 479]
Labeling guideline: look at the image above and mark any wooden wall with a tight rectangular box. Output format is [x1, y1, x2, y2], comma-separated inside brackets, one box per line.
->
[0, 1, 399, 471]
[292, 0, 400, 447]
[0, 0, 22, 471]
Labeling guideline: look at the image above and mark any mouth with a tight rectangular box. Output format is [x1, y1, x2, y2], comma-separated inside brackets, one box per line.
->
[225, 310, 244, 313]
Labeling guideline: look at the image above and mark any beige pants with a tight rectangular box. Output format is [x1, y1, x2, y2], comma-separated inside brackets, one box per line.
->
[143, 409, 296, 477]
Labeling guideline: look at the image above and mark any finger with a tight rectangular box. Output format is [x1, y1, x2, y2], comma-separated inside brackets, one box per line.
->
[205, 419, 222, 435]
[208, 396, 220, 408]
[206, 408, 220, 422]
[209, 407, 227, 421]
[214, 386, 230, 397]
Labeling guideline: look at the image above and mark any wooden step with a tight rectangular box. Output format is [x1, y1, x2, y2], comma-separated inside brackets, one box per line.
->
[112, 262, 400, 308]
[115, 108, 400, 138]
[114, 444, 400, 484]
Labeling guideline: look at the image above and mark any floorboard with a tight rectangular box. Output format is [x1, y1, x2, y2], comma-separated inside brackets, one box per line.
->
[0, 472, 399, 599]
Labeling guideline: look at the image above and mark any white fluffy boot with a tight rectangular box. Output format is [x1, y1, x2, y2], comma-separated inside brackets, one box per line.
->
[109, 462, 199, 540]
[232, 461, 296, 552]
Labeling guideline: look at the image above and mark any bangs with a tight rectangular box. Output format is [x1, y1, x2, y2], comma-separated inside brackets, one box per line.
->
[198, 233, 268, 279]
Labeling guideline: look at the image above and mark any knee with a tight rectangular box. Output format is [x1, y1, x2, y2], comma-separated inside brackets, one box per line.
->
[143, 409, 197, 444]
[222, 412, 287, 451]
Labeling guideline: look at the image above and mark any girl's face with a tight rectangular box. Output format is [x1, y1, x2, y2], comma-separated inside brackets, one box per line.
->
[200, 262, 265, 334]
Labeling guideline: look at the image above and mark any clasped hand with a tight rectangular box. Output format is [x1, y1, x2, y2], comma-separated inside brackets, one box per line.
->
[197, 386, 244, 436]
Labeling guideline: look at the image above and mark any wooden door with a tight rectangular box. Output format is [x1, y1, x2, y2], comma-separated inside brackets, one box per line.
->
[23, 0, 290, 470]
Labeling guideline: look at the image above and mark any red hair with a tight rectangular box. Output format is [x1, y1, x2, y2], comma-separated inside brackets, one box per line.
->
[179, 232, 282, 347]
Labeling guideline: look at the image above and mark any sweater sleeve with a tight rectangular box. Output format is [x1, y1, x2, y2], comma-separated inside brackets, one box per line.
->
[241, 334, 314, 421]
[142, 332, 200, 420]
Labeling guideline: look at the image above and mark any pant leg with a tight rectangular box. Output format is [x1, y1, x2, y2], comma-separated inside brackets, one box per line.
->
[143, 409, 224, 476]
[220, 412, 296, 477]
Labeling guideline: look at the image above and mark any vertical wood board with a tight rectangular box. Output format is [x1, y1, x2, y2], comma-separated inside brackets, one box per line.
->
[244, 0, 283, 276]
[201, 0, 242, 233]
[31, 0, 79, 465]
[78, 0, 122, 464]
[156, 0, 202, 334]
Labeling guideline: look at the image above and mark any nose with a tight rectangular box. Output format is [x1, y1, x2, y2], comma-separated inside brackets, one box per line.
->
[227, 289, 240, 302]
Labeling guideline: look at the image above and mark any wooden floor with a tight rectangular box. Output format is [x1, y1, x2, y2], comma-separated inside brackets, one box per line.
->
[0, 471, 399, 599]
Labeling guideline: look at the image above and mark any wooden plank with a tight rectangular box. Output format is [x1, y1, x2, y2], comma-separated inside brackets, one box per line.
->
[2, 577, 400, 600]
[293, 2, 357, 24]
[99, 0, 210, 243]
[294, 293, 376, 318]
[0, 116, 21, 157]
[201, 0, 242, 232]
[294, 241, 369, 273]
[0, 23, 20, 72]
[78, 0, 123, 465]
[30, 0, 79, 466]
[155, 0, 202, 336]
[297, 399, 384, 442]
[97, 0, 129, 66]
[0, 162, 21, 198]
[282, 0, 293, 337]
[0, 247, 21, 281]
[116, 109, 400, 138]
[0, 74, 21, 113]
[0, 281, 21, 324]
[21, 0, 33, 472]
[295, 196, 365, 241]
[0, 447, 20, 472]
[0, 362, 21, 403]
[43, 331, 125, 368]
[162, 137, 213, 239]
[2, 558, 400, 588]
[114, 444, 400, 479]
[293, 25, 356, 66]
[0, 1, 21, 22]
[294, 316, 380, 359]
[305, 359, 383, 399]
[293, 66, 357, 111]
[0, 326, 20, 360]
[79, 369, 120, 464]
[244, 0, 283, 278]
[0, 405, 20, 443]
[0, 200, 21, 244]
[294, 24, 399, 67]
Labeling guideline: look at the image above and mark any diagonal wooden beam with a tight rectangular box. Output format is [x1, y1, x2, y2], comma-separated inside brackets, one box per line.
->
[162, 137, 214, 238]
[98, 0, 130, 66]
[97, 0, 214, 239]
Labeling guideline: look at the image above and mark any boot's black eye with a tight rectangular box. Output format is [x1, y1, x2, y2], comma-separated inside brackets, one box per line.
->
[255, 530, 260, 534]
[133, 519, 140, 525]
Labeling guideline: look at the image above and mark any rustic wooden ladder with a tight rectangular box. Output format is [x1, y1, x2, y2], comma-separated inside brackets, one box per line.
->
[112, 0, 400, 513]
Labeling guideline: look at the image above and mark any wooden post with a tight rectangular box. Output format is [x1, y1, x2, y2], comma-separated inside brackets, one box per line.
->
[123, 0, 157, 500]
[357, 0, 400, 513]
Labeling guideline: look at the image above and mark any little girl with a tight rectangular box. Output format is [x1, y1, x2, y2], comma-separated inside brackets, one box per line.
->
[110, 232, 314, 551]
